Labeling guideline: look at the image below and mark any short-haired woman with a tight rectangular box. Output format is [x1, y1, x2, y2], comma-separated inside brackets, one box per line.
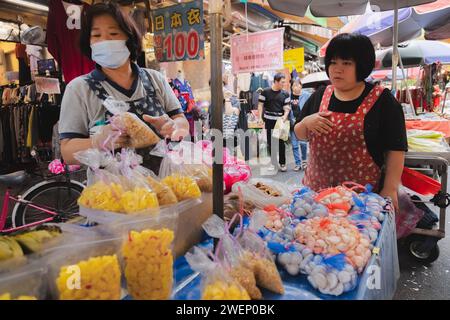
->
[295, 33, 407, 211]
[59, 2, 189, 172]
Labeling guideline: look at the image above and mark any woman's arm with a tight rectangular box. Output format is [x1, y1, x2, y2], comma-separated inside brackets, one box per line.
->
[61, 138, 93, 165]
[380, 150, 405, 212]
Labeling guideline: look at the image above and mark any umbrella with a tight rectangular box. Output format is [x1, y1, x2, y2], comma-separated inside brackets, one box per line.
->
[376, 40, 450, 68]
[368, 67, 421, 81]
[267, 0, 438, 89]
[267, 0, 437, 17]
[301, 71, 330, 88]
[319, 0, 449, 55]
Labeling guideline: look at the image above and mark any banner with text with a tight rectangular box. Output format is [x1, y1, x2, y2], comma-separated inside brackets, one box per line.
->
[284, 47, 304, 73]
[152, 0, 204, 62]
[231, 28, 285, 74]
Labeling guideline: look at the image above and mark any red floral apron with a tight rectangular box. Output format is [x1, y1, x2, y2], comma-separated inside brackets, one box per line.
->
[303, 85, 384, 192]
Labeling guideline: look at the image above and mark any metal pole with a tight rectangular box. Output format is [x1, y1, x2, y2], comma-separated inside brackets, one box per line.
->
[210, 0, 224, 220]
[392, 0, 399, 91]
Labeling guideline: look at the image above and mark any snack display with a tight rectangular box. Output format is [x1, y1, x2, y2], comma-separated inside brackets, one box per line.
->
[232, 179, 292, 208]
[314, 186, 355, 216]
[56, 255, 121, 300]
[12, 225, 62, 253]
[254, 182, 281, 197]
[185, 165, 213, 193]
[122, 229, 174, 300]
[161, 174, 201, 201]
[112, 112, 160, 148]
[290, 188, 329, 219]
[78, 181, 159, 214]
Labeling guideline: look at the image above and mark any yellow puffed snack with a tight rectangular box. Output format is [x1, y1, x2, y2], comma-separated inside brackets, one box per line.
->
[122, 229, 174, 300]
[202, 281, 250, 300]
[161, 174, 201, 201]
[0, 293, 37, 300]
[146, 176, 178, 206]
[56, 255, 121, 300]
[78, 181, 159, 214]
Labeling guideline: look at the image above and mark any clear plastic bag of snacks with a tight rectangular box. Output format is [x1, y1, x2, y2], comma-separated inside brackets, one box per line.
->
[202, 214, 261, 300]
[185, 246, 250, 300]
[46, 238, 122, 300]
[110, 212, 177, 300]
[232, 178, 292, 208]
[111, 112, 160, 148]
[75, 149, 159, 222]
[235, 211, 285, 295]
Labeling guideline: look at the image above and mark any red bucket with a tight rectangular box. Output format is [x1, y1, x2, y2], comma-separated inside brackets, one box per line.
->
[401, 167, 441, 195]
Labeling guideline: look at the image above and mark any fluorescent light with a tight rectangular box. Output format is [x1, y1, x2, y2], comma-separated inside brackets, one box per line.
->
[3, 0, 49, 12]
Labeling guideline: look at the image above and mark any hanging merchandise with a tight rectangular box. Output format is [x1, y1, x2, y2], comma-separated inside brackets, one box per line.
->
[46, 0, 96, 83]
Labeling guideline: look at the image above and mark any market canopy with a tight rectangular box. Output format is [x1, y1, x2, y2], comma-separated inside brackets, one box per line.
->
[266, 0, 437, 17]
[375, 40, 450, 68]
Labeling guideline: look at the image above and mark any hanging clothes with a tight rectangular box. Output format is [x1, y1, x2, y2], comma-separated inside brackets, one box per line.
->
[46, 0, 95, 83]
[15, 44, 32, 86]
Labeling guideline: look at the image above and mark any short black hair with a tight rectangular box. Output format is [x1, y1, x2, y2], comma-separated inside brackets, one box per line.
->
[325, 33, 375, 82]
[291, 78, 302, 89]
[79, 2, 142, 62]
[274, 73, 286, 83]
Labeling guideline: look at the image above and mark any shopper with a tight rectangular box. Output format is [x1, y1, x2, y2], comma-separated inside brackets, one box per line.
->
[295, 33, 407, 211]
[258, 73, 291, 172]
[58, 2, 189, 172]
[289, 79, 310, 171]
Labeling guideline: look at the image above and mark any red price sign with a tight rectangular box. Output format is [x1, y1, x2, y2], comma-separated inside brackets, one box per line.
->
[162, 30, 201, 61]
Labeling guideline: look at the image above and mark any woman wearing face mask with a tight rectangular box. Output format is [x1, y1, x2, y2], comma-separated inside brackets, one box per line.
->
[58, 2, 189, 171]
[295, 33, 407, 211]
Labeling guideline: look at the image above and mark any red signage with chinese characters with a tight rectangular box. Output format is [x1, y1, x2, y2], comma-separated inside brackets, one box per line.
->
[231, 28, 285, 74]
[152, 0, 204, 62]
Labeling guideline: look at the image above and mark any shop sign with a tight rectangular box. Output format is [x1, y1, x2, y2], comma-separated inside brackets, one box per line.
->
[284, 47, 304, 73]
[231, 28, 285, 74]
[152, 0, 204, 62]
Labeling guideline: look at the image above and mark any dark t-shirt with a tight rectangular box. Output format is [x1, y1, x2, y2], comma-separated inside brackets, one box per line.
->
[296, 82, 408, 168]
[259, 88, 290, 120]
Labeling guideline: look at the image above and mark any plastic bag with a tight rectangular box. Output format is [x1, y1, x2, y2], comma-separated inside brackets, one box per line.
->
[157, 141, 213, 193]
[349, 185, 386, 222]
[223, 192, 256, 225]
[306, 254, 358, 296]
[294, 217, 372, 273]
[46, 238, 122, 300]
[232, 178, 292, 208]
[111, 112, 160, 148]
[224, 162, 252, 194]
[116, 213, 177, 300]
[314, 185, 355, 216]
[75, 149, 159, 216]
[396, 189, 425, 239]
[290, 187, 329, 219]
[235, 211, 285, 295]
[272, 118, 290, 141]
[202, 215, 261, 299]
[136, 166, 178, 206]
[0, 260, 46, 300]
[185, 246, 250, 300]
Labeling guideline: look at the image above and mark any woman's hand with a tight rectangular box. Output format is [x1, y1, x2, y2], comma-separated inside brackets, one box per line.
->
[91, 124, 131, 150]
[304, 111, 334, 135]
[143, 114, 188, 141]
[380, 188, 399, 213]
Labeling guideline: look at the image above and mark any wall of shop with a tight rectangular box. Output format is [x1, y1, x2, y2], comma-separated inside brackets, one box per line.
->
[0, 42, 19, 85]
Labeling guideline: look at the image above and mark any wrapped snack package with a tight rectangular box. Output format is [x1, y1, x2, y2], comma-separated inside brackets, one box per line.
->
[223, 192, 256, 225]
[306, 254, 358, 296]
[202, 215, 261, 300]
[161, 174, 201, 201]
[75, 149, 159, 214]
[185, 246, 250, 300]
[48, 239, 122, 300]
[295, 217, 372, 273]
[112, 112, 160, 148]
[232, 178, 292, 208]
[236, 211, 285, 295]
[157, 141, 213, 193]
[122, 228, 174, 300]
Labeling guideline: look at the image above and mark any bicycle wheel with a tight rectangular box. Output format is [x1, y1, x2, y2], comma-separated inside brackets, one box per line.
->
[12, 180, 84, 228]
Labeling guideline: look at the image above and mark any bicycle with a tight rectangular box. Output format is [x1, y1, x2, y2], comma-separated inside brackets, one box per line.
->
[0, 149, 85, 232]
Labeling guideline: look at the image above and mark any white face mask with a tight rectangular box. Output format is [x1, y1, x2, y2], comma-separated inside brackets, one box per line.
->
[91, 40, 130, 69]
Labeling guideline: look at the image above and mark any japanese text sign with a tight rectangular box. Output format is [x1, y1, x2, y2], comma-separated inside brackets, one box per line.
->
[152, 0, 204, 62]
[231, 28, 284, 74]
[284, 47, 304, 73]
